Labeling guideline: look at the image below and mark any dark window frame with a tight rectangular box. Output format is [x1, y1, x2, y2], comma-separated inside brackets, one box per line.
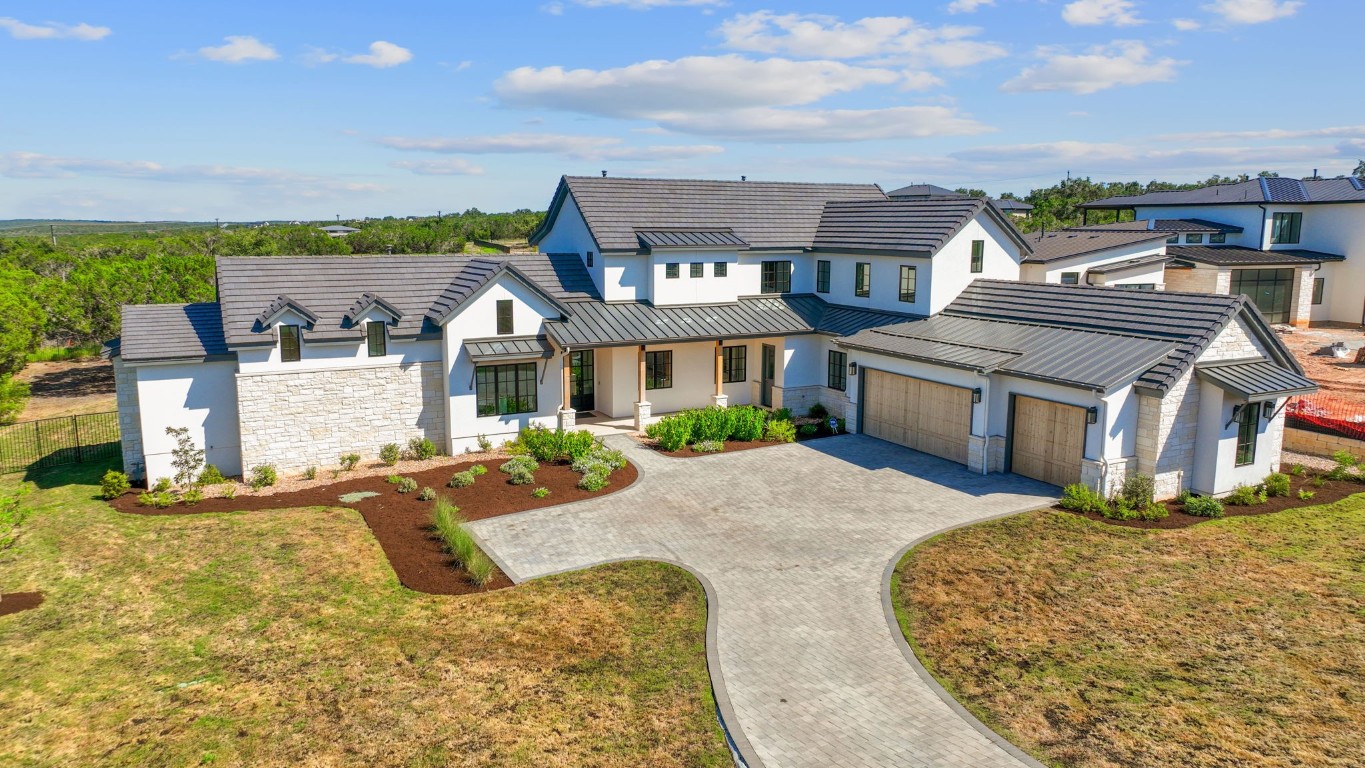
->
[586, 251, 594, 267]
[1185, 233, 1204, 244]
[970, 240, 985, 273]
[495, 299, 514, 335]
[827, 350, 847, 391]
[1231, 267, 1295, 324]
[1209, 232, 1226, 244]
[816, 259, 831, 293]
[366, 321, 386, 357]
[690, 262, 704, 278]
[898, 265, 917, 303]
[1116, 283, 1157, 291]
[1270, 212, 1302, 244]
[760, 260, 792, 294]
[279, 324, 301, 362]
[475, 362, 539, 417]
[722, 345, 746, 383]
[714, 261, 727, 277]
[854, 262, 871, 298]
[1166, 234, 1179, 244]
[1312, 276, 1325, 305]
[1060, 272, 1081, 285]
[645, 350, 673, 390]
[1235, 402, 1261, 466]
[665, 263, 680, 279]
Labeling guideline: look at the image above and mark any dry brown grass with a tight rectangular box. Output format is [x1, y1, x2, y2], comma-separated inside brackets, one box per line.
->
[895, 493, 1365, 768]
[0, 463, 729, 767]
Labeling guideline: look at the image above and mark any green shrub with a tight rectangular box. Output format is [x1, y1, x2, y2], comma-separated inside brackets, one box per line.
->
[100, 470, 131, 500]
[1297, 489, 1315, 501]
[508, 469, 536, 485]
[137, 491, 175, 509]
[477, 434, 493, 452]
[571, 456, 613, 476]
[1174, 489, 1192, 504]
[578, 471, 609, 491]
[728, 406, 767, 441]
[396, 477, 418, 494]
[1138, 502, 1170, 521]
[249, 465, 277, 490]
[770, 407, 793, 422]
[302, 466, 317, 481]
[1184, 495, 1224, 518]
[1224, 484, 1262, 506]
[385, 474, 404, 484]
[0, 491, 29, 550]
[499, 456, 539, 476]
[797, 423, 819, 437]
[1288, 464, 1305, 476]
[0, 374, 29, 425]
[182, 488, 204, 506]
[1104, 497, 1138, 520]
[1059, 483, 1109, 515]
[405, 436, 439, 461]
[1312, 475, 1327, 488]
[448, 470, 476, 488]
[561, 430, 597, 461]
[765, 419, 797, 443]
[690, 406, 733, 443]
[808, 402, 828, 419]
[222, 486, 236, 501]
[417, 487, 436, 501]
[198, 464, 227, 485]
[433, 500, 477, 566]
[1263, 472, 1292, 497]
[518, 425, 563, 462]
[470, 463, 488, 476]
[379, 443, 401, 466]
[1332, 449, 1359, 468]
[1118, 473, 1155, 508]
[152, 477, 172, 493]
[693, 439, 725, 453]
[339, 453, 361, 471]
[587, 446, 627, 471]
[649, 415, 692, 452]
[532, 487, 550, 499]
[465, 551, 496, 587]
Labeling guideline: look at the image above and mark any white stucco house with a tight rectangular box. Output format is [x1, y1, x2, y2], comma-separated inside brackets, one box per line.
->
[111, 175, 1318, 499]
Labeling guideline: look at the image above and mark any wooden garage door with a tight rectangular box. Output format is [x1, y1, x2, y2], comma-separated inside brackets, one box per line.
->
[861, 370, 972, 464]
[1010, 395, 1086, 487]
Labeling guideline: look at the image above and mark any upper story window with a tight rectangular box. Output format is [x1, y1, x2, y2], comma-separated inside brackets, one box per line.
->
[714, 262, 727, 277]
[722, 345, 746, 383]
[496, 299, 514, 335]
[760, 261, 791, 294]
[1271, 212, 1302, 244]
[279, 324, 301, 362]
[1235, 402, 1261, 466]
[366, 321, 386, 357]
[899, 265, 917, 303]
[854, 263, 871, 297]
[1186, 233, 1204, 244]
[586, 251, 594, 267]
[1209, 233, 1226, 244]
[1166, 234, 1179, 244]
[1060, 272, 1080, 285]
[816, 260, 830, 293]
[665, 263, 680, 279]
[1312, 277, 1325, 305]
[690, 262, 704, 278]
[645, 350, 672, 390]
[970, 240, 985, 273]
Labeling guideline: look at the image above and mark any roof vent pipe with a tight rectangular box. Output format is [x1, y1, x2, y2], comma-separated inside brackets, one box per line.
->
[741, 175, 746, 181]
[601, 170, 607, 177]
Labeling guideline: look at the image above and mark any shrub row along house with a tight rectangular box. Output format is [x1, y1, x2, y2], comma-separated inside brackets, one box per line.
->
[110, 175, 1318, 499]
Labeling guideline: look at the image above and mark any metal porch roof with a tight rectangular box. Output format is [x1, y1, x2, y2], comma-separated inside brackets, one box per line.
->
[1196, 359, 1318, 401]
[464, 336, 555, 362]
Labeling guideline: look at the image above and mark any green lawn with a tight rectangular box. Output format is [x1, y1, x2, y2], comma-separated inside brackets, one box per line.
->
[0, 462, 730, 768]
[894, 493, 1365, 768]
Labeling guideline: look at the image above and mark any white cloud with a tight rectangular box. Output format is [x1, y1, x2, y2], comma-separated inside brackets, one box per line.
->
[1172, 18, 1201, 31]
[1061, 0, 1143, 27]
[390, 159, 486, 176]
[197, 36, 279, 63]
[344, 40, 413, 68]
[946, 0, 995, 13]
[0, 17, 110, 41]
[645, 105, 991, 142]
[379, 133, 725, 161]
[1155, 125, 1365, 142]
[1203, 0, 1302, 24]
[716, 11, 1007, 68]
[1001, 41, 1182, 94]
[573, 0, 725, 7]
[0, 151, 382, 195]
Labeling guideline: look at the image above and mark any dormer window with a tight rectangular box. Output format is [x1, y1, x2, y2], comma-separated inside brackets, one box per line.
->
[1209, 233, 1226, 244]
[496, 300, 514, 335]
[279, 325, 301, 362]
[366, 321, 386, 357]
[1186, 233, 1204, 244]
[970, 240, 985, 273]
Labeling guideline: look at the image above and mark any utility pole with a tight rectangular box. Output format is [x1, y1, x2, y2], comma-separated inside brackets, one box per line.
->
[49, 224, 56, 246]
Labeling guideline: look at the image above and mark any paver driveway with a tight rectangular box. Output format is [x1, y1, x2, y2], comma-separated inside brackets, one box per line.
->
[467, 434, 1056, 768]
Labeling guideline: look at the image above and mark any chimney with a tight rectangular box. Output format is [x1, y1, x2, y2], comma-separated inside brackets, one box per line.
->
[741, 175, 746, 181]
[601, 170, 607, 177]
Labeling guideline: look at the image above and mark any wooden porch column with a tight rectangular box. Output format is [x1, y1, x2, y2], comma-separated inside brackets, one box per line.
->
[714, 341, 723, 397]
[561, 350, 572, 411]
[637, 345, 647, 404]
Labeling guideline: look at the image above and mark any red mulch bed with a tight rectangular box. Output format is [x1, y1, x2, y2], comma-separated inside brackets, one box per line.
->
[641, 430, 838, 458]
[109, 458, 638, 596]
[0, 592, 44, 616]
[1060, 472, 1365, 530]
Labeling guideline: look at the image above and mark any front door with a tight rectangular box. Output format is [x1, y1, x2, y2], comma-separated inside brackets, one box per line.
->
[761, 344, 775, 408]
[569, 350, 595, 413]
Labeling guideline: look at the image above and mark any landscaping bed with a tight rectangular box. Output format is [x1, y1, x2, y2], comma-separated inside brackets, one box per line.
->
[109, 456, 638, 596]
[639, 403, 845, 457]
[641, 429, 837, 458]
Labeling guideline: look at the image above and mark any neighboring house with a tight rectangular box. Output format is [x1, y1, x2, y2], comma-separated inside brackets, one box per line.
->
[992, 199, 1034, 217]
[319, 224, 360, 237]
[1020, 229, 1170, 288]
[886, 183, 1033, 218]
[111, 175, 1316, 499]
[1081, 177, 1365, 325]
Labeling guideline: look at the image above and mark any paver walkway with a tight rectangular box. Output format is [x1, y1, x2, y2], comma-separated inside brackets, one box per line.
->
[468, 434, 1056, 768]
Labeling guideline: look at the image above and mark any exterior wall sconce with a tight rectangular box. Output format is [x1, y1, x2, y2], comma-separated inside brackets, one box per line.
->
[848, 361, 858, 376]
[972, 387, 982, 404]
[1086, 406, 1099, 424]
[1262, 399, 1276, 418]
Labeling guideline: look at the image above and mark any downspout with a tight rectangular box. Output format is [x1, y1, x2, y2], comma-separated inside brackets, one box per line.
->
[978, 374, 991, 476]
[1257, 204, 1269, 249]
[1095, 394, 1109, 496]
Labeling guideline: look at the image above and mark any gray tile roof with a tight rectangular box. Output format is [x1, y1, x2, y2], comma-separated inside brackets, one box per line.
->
[256, 295, 319, 327]
[426, 258, 575, 325]
[1071, 218, 1243, 233]
[1196, 358, 1317, 401]
[1022, 229, 1170, 263]
[636, 229, 749, 249]
[1167, 245, 1345, 266]
[216, 253, 597, 347]
[813, 198, 1033, 256]
[992, 199, 1034, 212]
[465, 335, 555, 361]
[531, 175, 886, 252]
[119, 303, 229, 363]
[886, 183, 965, 198]
[342, 292, 403, 326]
[1082, 177, 1365, 208]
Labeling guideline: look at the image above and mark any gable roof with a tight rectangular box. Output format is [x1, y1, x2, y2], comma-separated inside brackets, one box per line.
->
[530, 175, 886, 252]
[1022, 229, 1170, 263]
[342, 292, 403, 326]
[1070, 218, 1243, 233]
[886, 183, 964, 198]
[426, 258, 575, 325]
[1082, 177, 1365, 208]
[257, 295, 319, 327]
[1167, 245, 1345, 267]
[118, 303, 230, 363]
[813, 197, 1033, 256]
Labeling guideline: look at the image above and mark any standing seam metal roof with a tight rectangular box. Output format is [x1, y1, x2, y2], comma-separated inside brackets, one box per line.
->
[636, 229, 749, 249]
[1167, 245, 1345, 266]
[1196, 359, 1318, 401]
[1082, 177, 1365, 208]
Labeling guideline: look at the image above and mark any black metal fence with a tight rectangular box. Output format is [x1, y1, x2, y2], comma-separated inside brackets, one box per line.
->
[0, 411, 121, 474]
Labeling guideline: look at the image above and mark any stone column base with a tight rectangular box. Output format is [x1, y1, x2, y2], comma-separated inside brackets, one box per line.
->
[711, 394, 729, 408]
[558, 408, 577, 430]
[633, 401, 651, 431]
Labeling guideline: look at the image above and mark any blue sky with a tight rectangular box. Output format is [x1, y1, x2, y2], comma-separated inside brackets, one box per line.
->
[1, 0, 1360, 220]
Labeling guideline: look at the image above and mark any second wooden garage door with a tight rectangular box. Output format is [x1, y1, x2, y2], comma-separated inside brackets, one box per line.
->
[861, 369, 972, 464]
[1010, 395, 1086, 487]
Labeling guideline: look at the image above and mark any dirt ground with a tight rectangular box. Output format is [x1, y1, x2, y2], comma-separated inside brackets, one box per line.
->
[13, 359, 115, 421]
[1282, 323, 1365, 405]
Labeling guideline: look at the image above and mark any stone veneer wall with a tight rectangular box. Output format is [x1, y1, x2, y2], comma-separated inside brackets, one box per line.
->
[113, 357, 145, 481]
[236, 362, 446, 474]
[778, 385, 852, 422]
[1164, 267, 1230, 295]
[1291, 267, 1315, 327]
[1283, 427, 1364, 460]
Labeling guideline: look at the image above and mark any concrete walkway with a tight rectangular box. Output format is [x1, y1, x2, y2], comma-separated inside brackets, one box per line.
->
[468, 434, 1056, 768]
